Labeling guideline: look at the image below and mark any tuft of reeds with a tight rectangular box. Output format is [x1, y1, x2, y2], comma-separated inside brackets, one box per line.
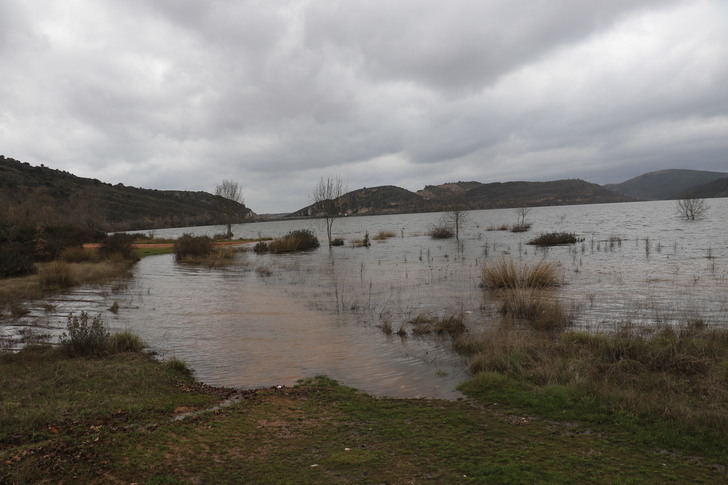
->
[38, 261, 77, 289]
[510, 224, 532, 233]
[481, 258, 561, 289]
[372, 231, 396, 241]
[528, 232, 583, 247]
[498, 290, 572, 331]
[429, 225, 454, 239]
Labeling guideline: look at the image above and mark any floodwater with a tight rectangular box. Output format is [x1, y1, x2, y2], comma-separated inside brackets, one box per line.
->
[2, 198, 727, 398]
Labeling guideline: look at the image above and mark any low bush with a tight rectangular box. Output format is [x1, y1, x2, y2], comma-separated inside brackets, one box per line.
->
[528, 232, 582, 246]
[331, 238, 345, 247]
[100, 233, 137, 260]
[352, 232, 371, 248]
[481, 258, 561, 289]
[60, 312, 145, 357]
[429, 225, 454, 239]
[253, 241, 269, 253]
[174, 234, 213, 260]
[267, 230, 320, 253]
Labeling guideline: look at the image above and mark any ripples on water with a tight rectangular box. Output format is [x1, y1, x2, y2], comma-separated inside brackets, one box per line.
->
[2, 199, 727, 398]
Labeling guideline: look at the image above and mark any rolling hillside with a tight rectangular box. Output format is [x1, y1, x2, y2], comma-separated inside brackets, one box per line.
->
[0, 155, 254, 231]
[604, 169, 728, 200]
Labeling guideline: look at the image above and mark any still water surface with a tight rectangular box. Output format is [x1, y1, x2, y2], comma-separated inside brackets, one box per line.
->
[3, 199, 727, 398]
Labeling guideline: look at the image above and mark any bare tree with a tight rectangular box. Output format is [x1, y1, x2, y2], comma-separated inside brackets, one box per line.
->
[215, 180, 245, 238]
[313, 176, 345, 246]
[444, 208, 467, 241]
[676, 198, 708, 221]
[515, 207, 531, 227]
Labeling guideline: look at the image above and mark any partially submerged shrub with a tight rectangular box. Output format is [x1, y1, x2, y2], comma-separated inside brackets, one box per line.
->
[352, 232, 371, 248]
[174, 234, 213, 260]
[267, 230, 320, 253]
[331, 238, 345, 247]
[38, 261, 77, 289]
[528, 232, 582, 247]
[408, 314, 467, 337]
[100, 233, 137, 260]
[429, 225, 454, 239]
[481, 258, 561, 289]
[60, 312, 145, 356]
[253, 241, 269, 253]
[372, 231, 396, 241]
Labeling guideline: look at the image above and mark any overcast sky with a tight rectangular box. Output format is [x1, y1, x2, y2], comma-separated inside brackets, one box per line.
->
[1, 0, 726, 212]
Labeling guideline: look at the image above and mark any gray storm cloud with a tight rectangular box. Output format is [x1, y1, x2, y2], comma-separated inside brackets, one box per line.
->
[0, 0, 726, 212]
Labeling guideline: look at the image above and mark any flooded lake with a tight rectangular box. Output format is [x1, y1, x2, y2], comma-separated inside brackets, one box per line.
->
[3, 199, 727, 398]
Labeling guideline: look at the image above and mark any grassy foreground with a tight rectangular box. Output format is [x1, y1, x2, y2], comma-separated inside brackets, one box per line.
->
[1, 346, 726, 484]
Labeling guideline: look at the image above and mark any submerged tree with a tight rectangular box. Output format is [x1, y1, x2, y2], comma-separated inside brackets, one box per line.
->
[215, 180, 245, 238]
[515, 207, 531, 227]
[676, 198, 708, 221]
[444, 208, 467, 241]
[313, 176, 344, 247]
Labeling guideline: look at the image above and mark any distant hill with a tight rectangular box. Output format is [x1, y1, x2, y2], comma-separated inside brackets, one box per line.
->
[290, 179, 632, 217]
[604, 169, 728, 200]
[0, 155, 254, 231]
[680, 177, 728, 199]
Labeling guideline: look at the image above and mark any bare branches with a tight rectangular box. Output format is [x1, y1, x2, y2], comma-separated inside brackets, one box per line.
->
[313, 176, 344, 246]
[676, 198, 708, 221]
[515, 207, 531, 227]
[215, 180, 244, 205]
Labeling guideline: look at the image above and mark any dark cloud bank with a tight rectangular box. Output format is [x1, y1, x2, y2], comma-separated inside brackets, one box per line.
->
[1, 0, 726, 212]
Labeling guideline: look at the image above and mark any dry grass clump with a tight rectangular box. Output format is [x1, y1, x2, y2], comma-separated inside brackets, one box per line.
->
[372, 231, 396, 241]
[510, 224, 532, 233]
[38, 261, 77, 289]
[331, 238, 345, 247]
[528, 232, 582, 247]
[429, 225, 454, 239]
[455, 322, 728, 436]
[407, 314, 467, 337]
[481, 258, 561, 289]
[499, 290, 572, 331]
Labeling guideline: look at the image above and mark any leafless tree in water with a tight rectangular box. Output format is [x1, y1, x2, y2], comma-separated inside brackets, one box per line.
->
[313, 176, 344, 246]
[215, 180, 245, 238]
[676, 198, 708, 221]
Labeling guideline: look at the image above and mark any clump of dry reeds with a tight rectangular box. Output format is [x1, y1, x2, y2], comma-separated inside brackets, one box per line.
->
[38, 261, 77, 289]
[429, 225, 454, 239]
[372, 231, 396, 241]
[481, 258, 561, 289]
[498, 289, 572, 331]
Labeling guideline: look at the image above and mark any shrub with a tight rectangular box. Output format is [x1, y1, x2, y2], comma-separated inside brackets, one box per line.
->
[331, 238, 345, 247]
[174, 234, 213, 260]
[253, 241, 269, 253]
[166, 357, 193, 376]
[38, 261, 77, 289]
[267, 230, 320, 253]
[100, 233, 137, 260]
[528, 232, 582, 247]
[60, 312, 110, 357]
[481, 258, 561, 289]
[429, 225, 454, 239]
[352, 232, 371, 248]
[0, 243, 36, 277]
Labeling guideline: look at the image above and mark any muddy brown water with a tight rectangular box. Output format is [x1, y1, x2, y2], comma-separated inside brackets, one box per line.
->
[2, 199, 727, 398]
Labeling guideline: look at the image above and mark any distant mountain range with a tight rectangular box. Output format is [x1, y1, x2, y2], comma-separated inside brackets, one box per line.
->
[0, 155, 254, 231]
[604, 169, 728, 200]
[2, 154, 725, 230]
